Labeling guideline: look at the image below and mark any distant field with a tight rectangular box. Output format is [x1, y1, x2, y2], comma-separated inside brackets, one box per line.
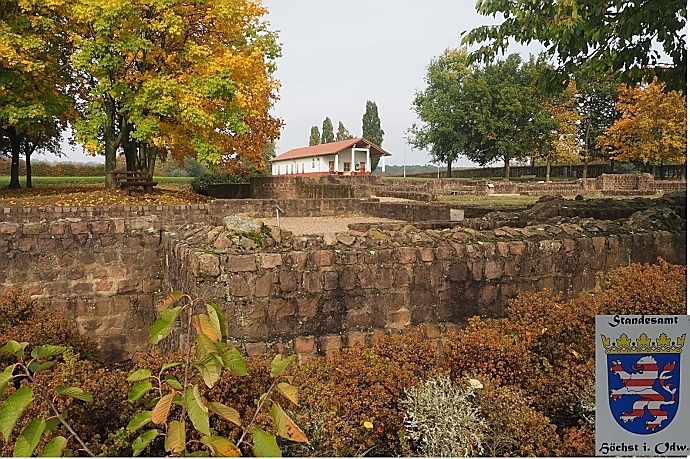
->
[0, 176, 194, 186]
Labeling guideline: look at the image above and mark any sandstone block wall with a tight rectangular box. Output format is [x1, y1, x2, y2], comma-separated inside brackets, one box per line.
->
[0, 217, 164, 361]
[162, 224, 685, 360]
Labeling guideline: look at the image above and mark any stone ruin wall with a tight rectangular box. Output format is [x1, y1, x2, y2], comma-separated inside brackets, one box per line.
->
[162, 219, 684, 360]
[0, 187, 686, 362]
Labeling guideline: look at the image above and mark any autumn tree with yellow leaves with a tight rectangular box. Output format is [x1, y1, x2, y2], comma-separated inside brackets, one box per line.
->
[598, 80, 687, 179]
[0, 0, 76, 188]
[70, 0, 282, 187]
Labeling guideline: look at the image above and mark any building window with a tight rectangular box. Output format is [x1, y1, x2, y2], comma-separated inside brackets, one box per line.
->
[301, 164, 304, 174]
[355, 162, 360, 172]
[329, 161, 334, 173]
[343, 162, 351, 172]
[312, 159, 315, 169]
[290, 164, 294, 174]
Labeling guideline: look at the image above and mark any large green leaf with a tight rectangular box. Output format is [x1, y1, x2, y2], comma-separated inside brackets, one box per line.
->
[268, 402, 308, 443]
[0, 386, 34, 441]
[132, 429, 159, 457]
[207, 302, 228, 340]
[165, 421, 186, 454]
[56, 385, 93, 403]
[194, 332, 217, 363]
[28, 361, 55, 373]
[44, 417, 61, 434]
[217, 344, 247, 376]
[13, 418, 46, 457]
[0, 341, 28, 358]
[201, 435, 241, 457]
[127, 369, 152, 382]
[184, 386, 210, 436]
[127, 411, 152, 433]
[207, 402, 241, 426]
[164, 375, 183, 391]
[196, 353, 223, 389]
[252, 428, 282, 457]
[158, 291, 184, 311]
[128, 381, 154, 402]
[30, 345, 67, 359]
[149, 306, 183, 344]
[38, 436, 67, 457]
[161, 362, 183, 372]
[0, 364, 16, 396]
[270, 355, 294, 378]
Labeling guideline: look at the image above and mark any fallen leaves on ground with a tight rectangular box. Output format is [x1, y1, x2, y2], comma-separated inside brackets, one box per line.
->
[0, 183, 211, 207]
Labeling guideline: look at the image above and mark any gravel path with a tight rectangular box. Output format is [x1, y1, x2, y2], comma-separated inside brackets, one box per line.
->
[258, 215, 404, 235]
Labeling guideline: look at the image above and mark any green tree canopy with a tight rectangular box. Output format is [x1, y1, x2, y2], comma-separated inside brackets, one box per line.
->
[462, 0, 687, 93]
[362, 101, 384, 170]
[336, 121, 353, 141]
[321, 117, 335, 144]
[309, 126, 321, 146]
[461, 54, 558, 180]
[409, 48, 473, 177]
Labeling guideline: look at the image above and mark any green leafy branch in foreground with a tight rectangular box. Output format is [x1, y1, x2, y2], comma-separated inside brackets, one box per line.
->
[127, 292, 308, 457]
[0, 341, 95, 457]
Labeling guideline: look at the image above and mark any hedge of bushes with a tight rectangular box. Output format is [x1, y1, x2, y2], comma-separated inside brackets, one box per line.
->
[0, 160, 106, 177]
[0, 260, 686, 457]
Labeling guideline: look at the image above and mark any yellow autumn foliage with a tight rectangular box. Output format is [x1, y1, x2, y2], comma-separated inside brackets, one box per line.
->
[598, 80, 687, 166]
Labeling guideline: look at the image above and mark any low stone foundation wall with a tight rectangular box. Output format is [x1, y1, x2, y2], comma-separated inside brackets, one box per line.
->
[161, 218, 685, 360]
[0, 217, 163, 361]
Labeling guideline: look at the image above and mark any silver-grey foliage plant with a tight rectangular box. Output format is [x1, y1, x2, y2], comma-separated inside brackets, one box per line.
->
[402, 377, 486, 457]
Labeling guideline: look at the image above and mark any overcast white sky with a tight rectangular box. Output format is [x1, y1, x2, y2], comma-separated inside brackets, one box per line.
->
[51, 0, 544, 166]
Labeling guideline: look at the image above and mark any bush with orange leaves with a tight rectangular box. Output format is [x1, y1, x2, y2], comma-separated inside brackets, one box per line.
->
[442, 260, 686, 456]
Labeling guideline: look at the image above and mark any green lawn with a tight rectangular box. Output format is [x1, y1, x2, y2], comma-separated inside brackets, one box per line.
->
[0, 176, 194, 186]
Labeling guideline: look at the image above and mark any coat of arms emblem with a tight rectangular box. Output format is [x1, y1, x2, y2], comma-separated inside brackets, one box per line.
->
[601, 332, 685, 434]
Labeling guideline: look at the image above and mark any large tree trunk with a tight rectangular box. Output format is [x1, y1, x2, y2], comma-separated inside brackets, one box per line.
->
[582, 117, 591, 180]
[7, 127, 21, 189]
[25, 148, 33, 188]
[659, 161, 666, 180]
[503, 155, 510, 181]
[545, 160, 551, 182]
[103, 98, 120, 188]
[146, 146, 158, 177]
[446, 158, 452, 178]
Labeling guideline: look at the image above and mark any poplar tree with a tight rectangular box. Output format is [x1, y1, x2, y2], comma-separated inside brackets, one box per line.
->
[362, 101, 385, 170]
[321, 117, 335, 144]
[309, 126, 321, 145]
[336, 121, 353, 141]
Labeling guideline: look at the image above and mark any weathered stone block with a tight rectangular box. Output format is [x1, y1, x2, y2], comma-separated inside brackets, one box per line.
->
[269, 298, 295, 320]
[323, 271, 339, 290]
[224, 254, 256, 272]
[310, 250, 333, 267]
[70, 222, 89, 235]
[245, 342, 268, 357]
[227, 275, 250, 297]
[297, 297, 318, 318]
[397, 247, 417, 264]
[294, 336, 316, 354]
[301, 271, 322, 293]
[318, 334, 342, 354]
[419, 247, 434, 262]
[259, 253, 282, 269]
[278, 271, 299, 292]
[389, 309, 411, 329]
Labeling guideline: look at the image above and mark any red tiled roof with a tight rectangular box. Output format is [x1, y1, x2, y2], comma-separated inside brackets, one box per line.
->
[271, 138, 392, 162]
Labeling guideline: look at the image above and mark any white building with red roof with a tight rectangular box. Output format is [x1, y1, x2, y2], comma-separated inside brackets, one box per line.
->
[270, 138, 392, 177]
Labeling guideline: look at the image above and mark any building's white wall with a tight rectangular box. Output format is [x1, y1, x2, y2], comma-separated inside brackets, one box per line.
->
[272, 155, 333, 175]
